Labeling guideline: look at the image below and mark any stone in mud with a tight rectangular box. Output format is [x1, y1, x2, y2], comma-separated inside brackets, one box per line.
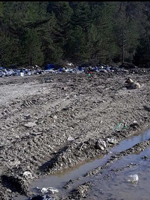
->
[95, 139, 106, 150]
[23, 171, 33, 179]
[142, 155, 148, 160]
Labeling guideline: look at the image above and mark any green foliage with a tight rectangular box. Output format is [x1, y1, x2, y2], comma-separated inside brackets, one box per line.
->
[0, 2, 150, 67]
[21, 29, 44, 66]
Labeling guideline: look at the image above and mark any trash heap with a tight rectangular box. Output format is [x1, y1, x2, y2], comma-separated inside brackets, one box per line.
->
[0, 62, 149, 78]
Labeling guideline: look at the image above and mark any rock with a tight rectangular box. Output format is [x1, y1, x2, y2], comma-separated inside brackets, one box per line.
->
[23, 171, 33, 179]
[24, 122, 36, 128]
[95, 139, 106, 150]
[142, 155, 148, 160]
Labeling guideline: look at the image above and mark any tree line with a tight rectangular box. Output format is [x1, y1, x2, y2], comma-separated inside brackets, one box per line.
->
[0, 1, 150, 68]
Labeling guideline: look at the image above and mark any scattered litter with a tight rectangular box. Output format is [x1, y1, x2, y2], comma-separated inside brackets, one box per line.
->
[39, 187, 59, 194]
[20, 72, 24, 77]
[130, 120, 139, 128]
[107, 138, 118, 144]
[53, 115, 57, 120]
[41, 188, 48, 194]
[23, 114, 31, 119]
[126, 174, 139, 183]
[24, 122, 36, 128]
[45, 78, 51, 83]
[125, 78, 141, 89]
[31, 132, 42, 136]
[67, 135, 74, 141]
[114, 123, 128, 132]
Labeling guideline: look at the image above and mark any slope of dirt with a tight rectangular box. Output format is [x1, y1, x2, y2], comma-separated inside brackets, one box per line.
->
[0, 71, 150, 200]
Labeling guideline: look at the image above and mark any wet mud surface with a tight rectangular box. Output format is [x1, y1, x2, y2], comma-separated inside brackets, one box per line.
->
[0, 71, 150, 200]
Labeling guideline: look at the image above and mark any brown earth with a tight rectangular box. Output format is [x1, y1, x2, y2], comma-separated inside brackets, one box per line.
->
[0, 71, 150, 200]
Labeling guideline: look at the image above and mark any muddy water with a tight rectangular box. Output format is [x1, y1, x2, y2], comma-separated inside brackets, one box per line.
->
[31, 130, 150, 188]
[111, 129, 150, 153]
[15, 129, 150, 199]
[88, 147, 150, 200]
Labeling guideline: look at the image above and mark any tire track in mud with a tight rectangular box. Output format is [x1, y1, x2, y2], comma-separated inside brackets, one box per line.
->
[0, 72, 150, 200]
[57, 130, 150, 200]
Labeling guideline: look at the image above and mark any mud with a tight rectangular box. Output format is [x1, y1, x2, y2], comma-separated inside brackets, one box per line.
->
[0, 71, 150, 200]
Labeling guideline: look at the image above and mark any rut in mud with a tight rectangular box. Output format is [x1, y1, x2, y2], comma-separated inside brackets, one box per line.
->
[0, 71, 150, 200]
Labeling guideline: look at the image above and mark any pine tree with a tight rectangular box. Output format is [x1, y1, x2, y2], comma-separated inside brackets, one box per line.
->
[21, 29, 44, 66]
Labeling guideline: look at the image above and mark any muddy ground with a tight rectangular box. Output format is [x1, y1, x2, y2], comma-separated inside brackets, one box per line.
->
[0, 70, 150, 200]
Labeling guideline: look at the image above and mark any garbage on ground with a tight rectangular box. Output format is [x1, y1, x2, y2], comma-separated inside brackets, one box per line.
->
[67, 135, 74, 141]
[114, 123, 128, 132]
[126, 174, 139, 183]
[1, 63, 144, 79]
[37, 187, 59, 194]
[53, 115, 57, 120]
[107, 138, 118, 144]
[130, 120, 139, 129]
[20, 72, 24, 77]
[125, 78, 141, 89]
[24, 122, 37, 128]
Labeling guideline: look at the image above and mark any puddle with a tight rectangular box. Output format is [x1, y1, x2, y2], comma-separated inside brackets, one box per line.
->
[111, 129, 150, 153]
[14, 129, 150, 199]
[88, 147, 150, 200]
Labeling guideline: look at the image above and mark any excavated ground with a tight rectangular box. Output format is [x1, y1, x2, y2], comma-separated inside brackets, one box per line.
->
[0, 71, 150, 200]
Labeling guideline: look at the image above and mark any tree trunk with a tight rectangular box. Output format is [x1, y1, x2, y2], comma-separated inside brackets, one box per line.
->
[121, 27, 125, 64]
